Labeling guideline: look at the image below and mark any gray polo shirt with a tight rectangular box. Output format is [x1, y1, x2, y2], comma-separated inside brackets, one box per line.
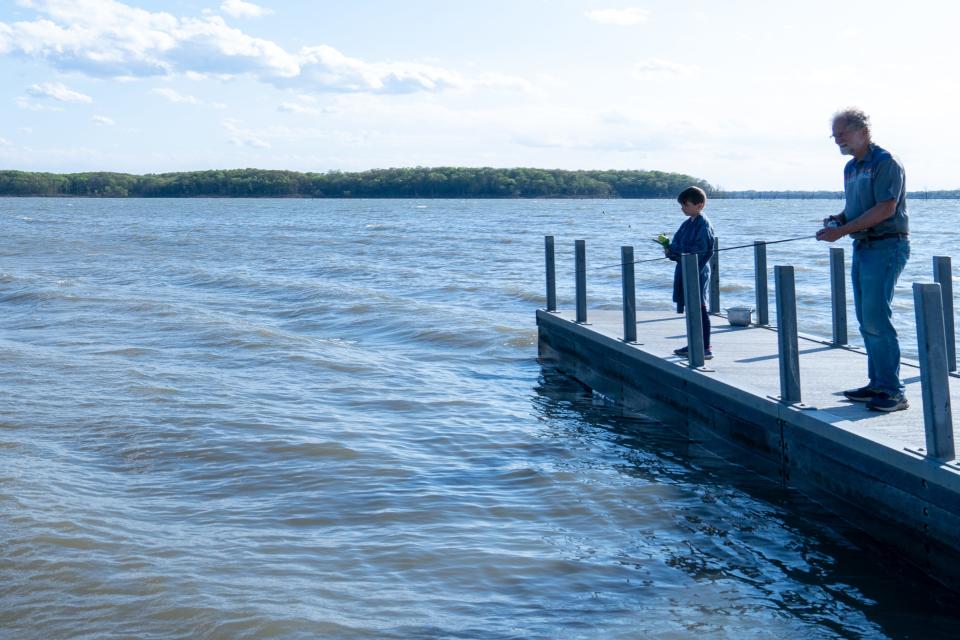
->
[842, 143, 909, 240]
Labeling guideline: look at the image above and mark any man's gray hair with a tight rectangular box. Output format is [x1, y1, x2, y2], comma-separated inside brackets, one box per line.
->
[833, 108, 871, 136]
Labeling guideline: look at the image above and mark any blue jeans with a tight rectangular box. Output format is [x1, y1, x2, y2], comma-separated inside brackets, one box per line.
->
[851, 237, 910, 395]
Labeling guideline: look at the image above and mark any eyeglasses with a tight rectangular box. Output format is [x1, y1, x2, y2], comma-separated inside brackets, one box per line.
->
[830, 127, 861, 140]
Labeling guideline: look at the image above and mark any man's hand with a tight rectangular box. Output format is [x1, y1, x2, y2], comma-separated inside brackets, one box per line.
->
[816, 226, 844, 242]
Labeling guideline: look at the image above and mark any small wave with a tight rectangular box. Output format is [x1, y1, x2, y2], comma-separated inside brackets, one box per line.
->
[504, 286, 545, 304]
[263, 440, 360, 460]
[504, 333, 537, 349]
[91, 347, 159, 357]
[125, 301, 179, 317]
[0, 289, 53, 304]
[129, 384, 179, 395]
[719, 282, 754, 293]
[344, 303, 373, 315]
[410, 327, 490, 349]
[285, 353, 373, 374]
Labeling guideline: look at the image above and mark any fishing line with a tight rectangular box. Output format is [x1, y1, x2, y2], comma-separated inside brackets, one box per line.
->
[584, 234, 814, 273]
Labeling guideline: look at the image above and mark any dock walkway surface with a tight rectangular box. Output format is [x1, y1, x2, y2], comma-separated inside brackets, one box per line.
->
[537, 307, 960, 589]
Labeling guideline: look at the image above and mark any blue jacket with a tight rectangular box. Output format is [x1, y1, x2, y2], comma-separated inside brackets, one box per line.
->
[666, 214, 714, 313]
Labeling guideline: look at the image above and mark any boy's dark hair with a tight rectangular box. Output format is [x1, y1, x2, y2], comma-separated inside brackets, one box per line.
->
[677, 186, 707, 205]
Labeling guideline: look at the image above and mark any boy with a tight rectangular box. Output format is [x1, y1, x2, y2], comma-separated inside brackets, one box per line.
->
[664, 186, 715, 359]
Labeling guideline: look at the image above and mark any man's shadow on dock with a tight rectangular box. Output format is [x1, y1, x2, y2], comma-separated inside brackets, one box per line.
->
[733, 345, 833, 364]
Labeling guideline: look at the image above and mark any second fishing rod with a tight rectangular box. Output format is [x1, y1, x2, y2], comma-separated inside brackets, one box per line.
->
[586, 233, 815, 273]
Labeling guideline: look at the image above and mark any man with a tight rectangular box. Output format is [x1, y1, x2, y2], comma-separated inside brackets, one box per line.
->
[816, 108, 910, 412]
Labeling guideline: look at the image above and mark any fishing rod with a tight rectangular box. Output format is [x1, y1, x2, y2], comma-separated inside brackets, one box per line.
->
[585, 234, 814, 272]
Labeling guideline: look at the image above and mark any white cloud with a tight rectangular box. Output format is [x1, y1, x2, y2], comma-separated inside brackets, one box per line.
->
[585, 8, 650, 26]
[92, 115, 115, 125]
[26, 81, 93, 103]
[0, 0, 525, 95]
[473, 72, 535, 92]
[18, 127, 33, 133]
[152, 87, 201, 104]
[0, 1, 297, 79]
[292, 44, 466, 93]
[223, 118, 270, 148]
[633, 58, 699, 77]
[0, 137, 11, 146]
[513, 133, 652, 153]
[16, 96, 63, 111]
[278, 101, 324, 115]
[221, 0, 272, 19]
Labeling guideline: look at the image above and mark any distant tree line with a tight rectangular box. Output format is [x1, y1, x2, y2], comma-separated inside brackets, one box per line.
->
[2, 169, 955, 199]
[0, 168, 714, 199]
[716, 190, 844, 199]
[714, 189, 960, 199]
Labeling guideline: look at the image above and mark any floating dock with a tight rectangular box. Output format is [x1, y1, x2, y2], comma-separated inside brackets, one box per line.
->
[538, 238, 960, 589]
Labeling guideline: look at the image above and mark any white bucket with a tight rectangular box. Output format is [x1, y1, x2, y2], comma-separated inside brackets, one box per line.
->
[726, 307, 753, 326]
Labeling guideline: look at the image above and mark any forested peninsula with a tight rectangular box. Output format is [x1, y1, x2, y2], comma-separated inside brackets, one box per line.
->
[2, 168, 956, 199]
[0, 168, 711, 198]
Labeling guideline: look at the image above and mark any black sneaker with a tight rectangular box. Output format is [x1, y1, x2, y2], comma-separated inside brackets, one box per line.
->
[867, 392, 909, 412]
[842, 386, 882, 402]
[674, 345, 713, 360]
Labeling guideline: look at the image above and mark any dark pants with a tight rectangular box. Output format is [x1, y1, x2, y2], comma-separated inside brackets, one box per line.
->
[700, 305, 711, 350]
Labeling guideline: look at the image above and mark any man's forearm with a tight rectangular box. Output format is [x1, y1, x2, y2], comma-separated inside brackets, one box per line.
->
[836, 201, 897, 236]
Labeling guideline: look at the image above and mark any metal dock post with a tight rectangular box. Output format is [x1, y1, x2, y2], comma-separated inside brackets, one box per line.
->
[681, 253, 705, 367]
[775, 265, 801, 403]
[575, 239, 587, 324]
[830, 247, 847, 345]
[754, 241, 768, 325]
[621, 246, 637, 343]
[914, 282, 955, 461]
[933, 256, 956, 372]
[709, 237, 720, 315]
[544, 235, 556, 312]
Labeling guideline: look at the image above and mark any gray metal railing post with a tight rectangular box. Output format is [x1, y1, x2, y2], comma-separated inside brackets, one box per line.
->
[775, 265, 801, 403]
[681, 253, 705, 367]
[544, 235, 556, 312]
[830, 247, 848, 345]
[709, 237, 720, 314]
[621, 246, 637, 342]
[913, 282, 955, 461]
[575, 239, 587, 323]
[754, 241, 769, 325]
[933, 256, 956, 372]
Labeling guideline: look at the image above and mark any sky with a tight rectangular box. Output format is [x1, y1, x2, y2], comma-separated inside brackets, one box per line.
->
[1, 0, 959, 190]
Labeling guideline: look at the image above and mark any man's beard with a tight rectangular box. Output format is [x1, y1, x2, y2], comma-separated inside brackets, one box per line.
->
[838, 144, 853, 155]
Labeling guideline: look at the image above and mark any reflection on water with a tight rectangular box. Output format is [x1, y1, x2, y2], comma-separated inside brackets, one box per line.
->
[533, 366, 960, 638]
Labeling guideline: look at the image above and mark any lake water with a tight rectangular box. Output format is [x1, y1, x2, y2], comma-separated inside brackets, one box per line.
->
[1, 198, 958, 639]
